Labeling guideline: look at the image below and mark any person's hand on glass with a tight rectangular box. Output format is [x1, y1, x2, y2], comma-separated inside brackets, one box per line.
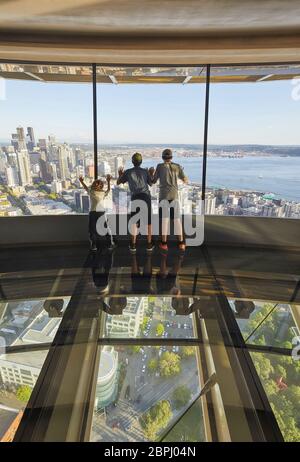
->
[106, 174, 112, 182]
[118, 167, 124, 177]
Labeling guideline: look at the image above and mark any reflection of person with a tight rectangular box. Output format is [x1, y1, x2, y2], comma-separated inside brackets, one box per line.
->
[99, 297, 127, 315]
[117, 153, 154, 253]
[171, 297, 201, 316]
[156, 252, 184, 295]
[79, 175, 115, 252]
[91, 250, 113, 295]
[43, 299, 64, 317]
[130, 253, 154, 295]
[150, 148, 188, 252]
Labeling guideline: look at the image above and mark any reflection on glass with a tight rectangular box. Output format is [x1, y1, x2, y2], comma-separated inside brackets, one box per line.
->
[230, 299, 299, 349]
[100, 296, 196, 339]
[0, 348, 50, 441]
[0, 298, 70, 348]
[90, 345, 202, 442]
[250, 351, 300, 442]
[0, 296, 71, 441]
[162, 398, 205, 442]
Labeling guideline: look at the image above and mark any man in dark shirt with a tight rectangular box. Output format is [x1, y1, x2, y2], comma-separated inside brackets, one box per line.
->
[117, 152, 154, 253]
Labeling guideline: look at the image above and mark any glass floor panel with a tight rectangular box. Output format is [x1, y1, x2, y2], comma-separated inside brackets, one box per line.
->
[90, 345, 204, 442]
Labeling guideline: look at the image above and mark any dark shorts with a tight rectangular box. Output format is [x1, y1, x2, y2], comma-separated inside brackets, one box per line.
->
[158, 199, 180, 221]
[89, 211, 109, 241]
[130, 193, 152, 225]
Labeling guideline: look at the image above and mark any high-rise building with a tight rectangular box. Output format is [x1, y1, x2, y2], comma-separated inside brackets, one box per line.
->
[26, 127, 36, 151]
[16, 126, 26, 150]
[17, 149, 32, 186]
[39, 152, 53, 183]
[114, 156, 123, 177]
[99, 160, 111, 176]
[58, 144, 70, 180]
[11, 134, 19, 152]
[205, 195, 216, 215]
[38, 139, 47, 152]
[82, 194, 90, 213]
[74, 191, 83, 211]
[5, 165, 19, 187]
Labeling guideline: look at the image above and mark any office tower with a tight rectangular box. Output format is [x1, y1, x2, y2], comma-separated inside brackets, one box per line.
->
[38, 139, 47, 152]
[16, 126, 26, 150]
[51, 180, 62, 194]
[11, 133, 19, 151]
[5, 165, 19, 187]
[26, 127, 36, 151]
[0, 152, 6, 174]
[17, 149, 32, 186]
[67, 146, 76, 171]
[99, 160, 111, 176]
[49, 162, 58, 181]
[114, 156, 123, 177]
[87, 165, 94, 178]
[48, 143, 58, 162]
[48, 134, 56, 145]
[205, 195, 216, 215]
[58, 144, 70, 181]
[75, 148, 83, 165]
[81, 194, 90, 213]
[39, 152, 53, 183]
[74, 191, 83, 211]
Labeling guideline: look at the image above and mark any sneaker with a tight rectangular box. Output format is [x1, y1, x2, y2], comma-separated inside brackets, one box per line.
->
[159, 242, 168, 253]
[129, 243, 137, 253]
[146, 242, 155, 253]
[90, 243, 97, 252]
[178, 242, 186, 252]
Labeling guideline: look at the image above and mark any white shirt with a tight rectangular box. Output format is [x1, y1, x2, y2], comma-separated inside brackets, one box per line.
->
[89, 189, 108, 212]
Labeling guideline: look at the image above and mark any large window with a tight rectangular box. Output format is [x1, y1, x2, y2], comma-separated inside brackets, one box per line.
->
[96, 66, 206, 215]
[1, 61, 300, 220]
[0, 64, 93, 216]
[206, 65, 300, 218]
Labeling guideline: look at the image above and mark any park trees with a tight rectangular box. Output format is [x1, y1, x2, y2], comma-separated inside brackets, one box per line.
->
[172, 385, 192, 409]
[141, 400, 172, 440]
[159, 351, 181, 377]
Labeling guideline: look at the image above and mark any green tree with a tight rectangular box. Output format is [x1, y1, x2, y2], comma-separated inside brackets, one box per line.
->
[172, 385, 191, 409]
[156, 323, 165, 336]
[142, 316, 150, 331]
[16, 385, 32, 403]
[130, 345, 141, 354]
[148, 358, 159, 372]
[159, 351, 181, 377]
[181, 346, 194, 358]
[141, 400, 172, 440]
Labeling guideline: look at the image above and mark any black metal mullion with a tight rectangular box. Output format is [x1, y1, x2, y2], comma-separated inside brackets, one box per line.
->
[201, 64, 210, 202]
[92, 64, 98, 179]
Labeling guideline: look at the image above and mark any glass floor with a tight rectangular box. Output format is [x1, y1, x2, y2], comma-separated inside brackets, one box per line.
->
[0, 243, 299, 442]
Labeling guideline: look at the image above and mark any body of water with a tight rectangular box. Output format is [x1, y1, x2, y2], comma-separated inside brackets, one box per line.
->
[138, 156, 300, 202]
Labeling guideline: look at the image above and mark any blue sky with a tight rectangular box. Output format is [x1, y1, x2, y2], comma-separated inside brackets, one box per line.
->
[0, 77, 299, 145]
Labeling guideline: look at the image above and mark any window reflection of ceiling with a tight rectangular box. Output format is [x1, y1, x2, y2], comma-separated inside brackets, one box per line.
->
[1, 63, 300, 84]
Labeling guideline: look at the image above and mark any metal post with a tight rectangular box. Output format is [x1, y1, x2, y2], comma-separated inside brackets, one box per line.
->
[92, 64, 98, 179]
[201, 64, 210, 202]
